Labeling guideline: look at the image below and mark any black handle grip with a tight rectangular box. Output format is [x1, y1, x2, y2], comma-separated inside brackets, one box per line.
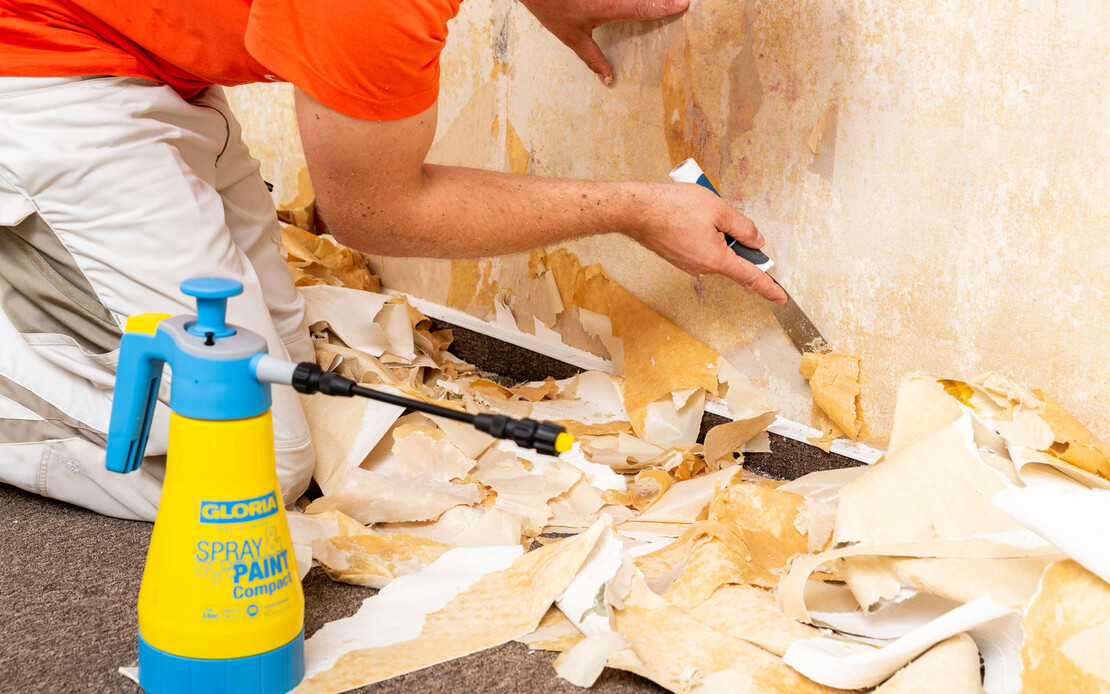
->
[724, 236, 772, 267]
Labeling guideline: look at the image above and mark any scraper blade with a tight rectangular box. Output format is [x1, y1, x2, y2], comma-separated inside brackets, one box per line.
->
[769, 291, 828, 354]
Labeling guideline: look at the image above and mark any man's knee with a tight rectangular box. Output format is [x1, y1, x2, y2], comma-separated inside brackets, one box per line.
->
[275, 437, 315, 506]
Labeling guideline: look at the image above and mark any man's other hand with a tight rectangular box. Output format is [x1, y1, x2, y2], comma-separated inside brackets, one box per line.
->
[520, 0, 689, 84]
[627, 182, 788, 304]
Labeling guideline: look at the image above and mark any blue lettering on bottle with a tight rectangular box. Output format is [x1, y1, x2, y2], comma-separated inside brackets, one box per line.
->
[198, 492, 278, 524]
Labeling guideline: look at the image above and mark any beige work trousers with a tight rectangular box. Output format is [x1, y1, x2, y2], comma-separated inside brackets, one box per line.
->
[0, 76, 314, 520]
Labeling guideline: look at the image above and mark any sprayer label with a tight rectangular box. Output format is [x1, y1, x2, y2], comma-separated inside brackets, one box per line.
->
[199, 492, 278, 524]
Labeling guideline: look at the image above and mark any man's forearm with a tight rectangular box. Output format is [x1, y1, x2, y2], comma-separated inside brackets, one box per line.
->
[297, 89, 785, 301]
[320, 163, 650, 258]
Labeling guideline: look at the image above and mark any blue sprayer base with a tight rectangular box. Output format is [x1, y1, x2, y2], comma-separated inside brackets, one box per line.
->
[137, 630, 305, 694]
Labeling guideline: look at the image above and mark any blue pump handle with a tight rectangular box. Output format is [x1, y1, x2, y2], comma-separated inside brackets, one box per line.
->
[182, 277, 241, 339]
[106, 331, 167, 474]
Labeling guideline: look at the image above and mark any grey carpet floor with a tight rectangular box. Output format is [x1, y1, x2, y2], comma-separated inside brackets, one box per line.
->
[0, 482, 668, 694]
[0, 325, 860, 693]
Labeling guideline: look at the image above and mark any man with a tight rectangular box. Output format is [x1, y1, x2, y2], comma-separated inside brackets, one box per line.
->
[0, 0, 785, 521]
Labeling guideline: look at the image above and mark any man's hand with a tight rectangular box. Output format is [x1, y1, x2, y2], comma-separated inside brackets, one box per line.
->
[519, 0, 689, 84]
[625, 182, 788, 303]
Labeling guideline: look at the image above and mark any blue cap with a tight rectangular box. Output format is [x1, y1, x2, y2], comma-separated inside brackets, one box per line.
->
[138, 629, 304, 694]
[183, 277, 242, 339]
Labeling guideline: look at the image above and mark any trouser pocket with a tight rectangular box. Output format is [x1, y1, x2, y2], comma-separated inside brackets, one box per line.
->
[0, 211, 122, 354]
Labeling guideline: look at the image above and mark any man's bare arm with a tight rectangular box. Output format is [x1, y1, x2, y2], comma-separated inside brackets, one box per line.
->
[296, 91, 786, 303]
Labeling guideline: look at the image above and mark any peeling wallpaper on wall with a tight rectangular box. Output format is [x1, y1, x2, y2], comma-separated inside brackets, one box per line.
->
[228, 0, 1110, 441]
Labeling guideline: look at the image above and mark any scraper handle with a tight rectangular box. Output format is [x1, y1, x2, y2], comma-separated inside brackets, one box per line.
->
[669, 158, 775, 273]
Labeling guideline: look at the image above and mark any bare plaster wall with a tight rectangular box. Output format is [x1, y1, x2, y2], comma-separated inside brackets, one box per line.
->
[228, 0, 1110, 441]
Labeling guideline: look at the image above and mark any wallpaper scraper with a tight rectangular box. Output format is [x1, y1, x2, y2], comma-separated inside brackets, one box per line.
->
[669, 159, 828, 354]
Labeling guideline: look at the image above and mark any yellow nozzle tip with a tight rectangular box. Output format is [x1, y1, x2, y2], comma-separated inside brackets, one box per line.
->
[555, 432, 575, 454]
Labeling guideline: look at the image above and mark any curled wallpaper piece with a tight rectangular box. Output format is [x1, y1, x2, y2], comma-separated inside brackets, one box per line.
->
[708, 483, 809, 575]
[546, 474, 608, 532]
[390, 425, 477, 482]
[807, 586, 960, 640]
[471, 446, 578, 537]
[577, 307, 624, 374]
[553, 630, 630, 688]
[871, 634, 984, 694]
[624, 465, 742, 527]
[300, 285, 392, 356]
[320, 531, 450, 589]
[305, 466, 480, 525]
[958, 374, 1110, 481]
[119, 665, 139, 685]
[882, 555, 1056, 612]
[516, 608, 585, 653]
[300, 394, 405, 494]
[640, 388, 706, 449]
[1029, 392, 1110, 479]
[782, 596, 1013, 690]
[663, 536, 769, 605]
[967, 609, 1023, 694]
[799, 352, 869, 441]
[703, 410, 778, 468]
[453, 508, 522, 547]
[372, 302, 417, 362]
[1006, 444, 1110, 490]
[992, 484, 1110, 585]
[288, 511, 348, 572]
[717, 357, 774, 421]
[605, 577, 841, 694]
[834, 413, 1025, 548]
[777, 538, 1055, 623]
[426, 414, 496, 459]
[580, 433, 666, 471]
[632, 523, 742, 594]
[991, 407, 1054, 451]
[546, 249, 723, 432]
[296, 520, 609, 694]
[779, 466, 868, 553]
[288, 509, 450, 588]
[511, 378, 561, 402]
[556, 443, 628, 493]
[374, 504, 484, 545]
[555, 524, 623, 636]
[627, 469, 673, 511]
[281, 224, 380, 292]
[686, 584, 823, 657]
[887, 375, 966, 456]
[1021, 560, 1110, 692]
[301, 544, 523, 681]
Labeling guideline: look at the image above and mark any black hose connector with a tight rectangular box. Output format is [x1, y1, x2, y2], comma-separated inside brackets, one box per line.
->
[291, 362, 356, 396]
[472, 413, 570, 456]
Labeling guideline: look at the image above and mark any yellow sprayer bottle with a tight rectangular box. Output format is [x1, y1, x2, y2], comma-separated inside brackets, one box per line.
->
[106, 278, 304, 694]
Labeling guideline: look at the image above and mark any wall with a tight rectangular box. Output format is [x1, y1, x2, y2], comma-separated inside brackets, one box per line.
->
[228, 0, 1110, 441]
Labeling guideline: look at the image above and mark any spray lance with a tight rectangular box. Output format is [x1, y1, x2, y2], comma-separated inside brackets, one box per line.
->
[106, 277, 574, 694]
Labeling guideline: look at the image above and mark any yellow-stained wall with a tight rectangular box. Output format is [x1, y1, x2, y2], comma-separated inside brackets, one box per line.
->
[228, 0, 1110, 441]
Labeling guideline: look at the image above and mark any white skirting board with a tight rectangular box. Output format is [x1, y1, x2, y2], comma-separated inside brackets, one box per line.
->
[391, 290, 885, 465]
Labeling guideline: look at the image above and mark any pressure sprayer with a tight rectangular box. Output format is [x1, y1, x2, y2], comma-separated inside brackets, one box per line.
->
[107, 277, 574, 694]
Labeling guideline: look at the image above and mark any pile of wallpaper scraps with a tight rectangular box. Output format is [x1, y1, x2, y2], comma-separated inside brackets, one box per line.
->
[272, 230, 1110, 694]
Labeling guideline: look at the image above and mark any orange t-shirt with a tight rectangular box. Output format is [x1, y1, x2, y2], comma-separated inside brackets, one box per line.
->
[0, 0, 462, 120]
